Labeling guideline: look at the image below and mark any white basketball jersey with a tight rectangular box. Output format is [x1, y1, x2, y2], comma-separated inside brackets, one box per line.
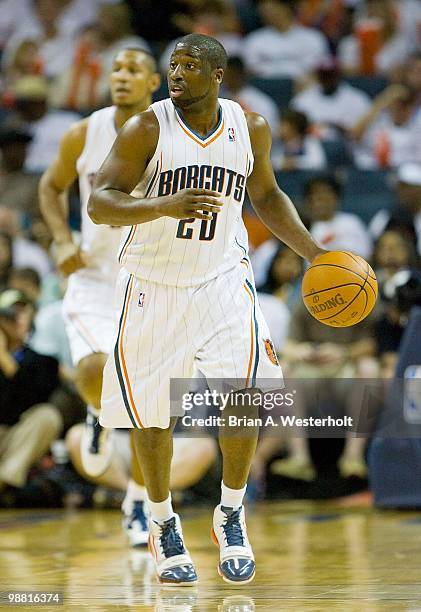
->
[76, 105, 122, 282]
[119, 98, 254, 286]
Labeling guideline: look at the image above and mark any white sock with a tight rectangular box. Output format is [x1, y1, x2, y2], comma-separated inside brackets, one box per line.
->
[122, 479, 147, 515]
[87, 405, 100, 418]
[220, 481, 247, 510]
[147, 494, 174, 523]
[127, 478, 147, 501]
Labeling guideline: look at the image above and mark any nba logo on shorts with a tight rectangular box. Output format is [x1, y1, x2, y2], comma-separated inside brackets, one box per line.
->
[138, 292, 145, 307]
[228, 127, 236, 142]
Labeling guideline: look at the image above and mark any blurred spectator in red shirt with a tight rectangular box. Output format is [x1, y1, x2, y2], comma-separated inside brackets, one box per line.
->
[338, 0, 412, 77]
[50, 3, 150, 113]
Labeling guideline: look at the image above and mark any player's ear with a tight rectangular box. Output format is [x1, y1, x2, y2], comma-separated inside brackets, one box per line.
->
[214, 68, 224, 84]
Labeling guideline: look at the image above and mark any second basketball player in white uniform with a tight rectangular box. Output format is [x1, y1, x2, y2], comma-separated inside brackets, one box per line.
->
[39, 48, 161, 546]
[89, 35, 324, 585]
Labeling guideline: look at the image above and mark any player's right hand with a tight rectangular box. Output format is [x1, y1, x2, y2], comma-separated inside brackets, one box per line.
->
[157, 188, 223, 220]
[55, 241, 86, 276]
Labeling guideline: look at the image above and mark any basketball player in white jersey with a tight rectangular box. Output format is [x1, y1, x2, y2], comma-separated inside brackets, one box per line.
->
[89, 34, 325, 585]
[39, 48, 161, 546]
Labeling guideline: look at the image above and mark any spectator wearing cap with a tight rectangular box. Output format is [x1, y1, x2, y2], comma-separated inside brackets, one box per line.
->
[0, 124, 39, 214]
[350, 85, 421, 169]
[242, 0, 329, 80]
[11, 76, 80, 173]
[0, 288, 62, 495]
[272, 110, 326, 171]
[291, 59, 372, 139]
[369, 163, 421, 256]
[305, 175, 373, 260]
[221, 56, 280, 137]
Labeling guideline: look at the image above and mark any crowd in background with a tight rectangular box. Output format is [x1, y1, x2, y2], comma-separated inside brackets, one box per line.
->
[0, 0, 420, 508]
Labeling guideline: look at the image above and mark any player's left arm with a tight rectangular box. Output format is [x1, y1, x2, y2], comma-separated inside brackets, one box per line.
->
[246, 112, 325, 263]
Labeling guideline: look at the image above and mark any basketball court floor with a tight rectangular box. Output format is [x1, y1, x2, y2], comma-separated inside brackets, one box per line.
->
[1, 500, 421, 611]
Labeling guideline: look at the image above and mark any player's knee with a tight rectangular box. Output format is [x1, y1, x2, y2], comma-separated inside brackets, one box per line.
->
[76, 353, 107, 403]
[31, 404, 63, 438]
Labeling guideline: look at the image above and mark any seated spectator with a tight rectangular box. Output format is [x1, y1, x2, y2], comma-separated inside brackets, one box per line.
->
[351, 85, 421, 169]
[3, 39, 43, 90]
[371, 229, 419, 286]
[0, 0, 33, 51]
[50, 3, 150, 113]
[274, 298, 378, 481]
[338, 0, 412, 77]
[257, 244, 303, 355]
[402, 53, 421, 119]
[159, 0, 242, 75]
[398, 0, 421, 54]
[11, 76, 80, 173]
[0, 124, 39, 214]
[0, 289, 62, 495]
[242, 0, 329, 80]
[305, 175, 373, 259]
[272, 110, 326, 170]
[291, 58, 371, 139]
[2, 0, 77, 80]
[369, 162, 421, 254]
[372, 270, 419, 379]
[8, 267, 41, 305]
[221, 56, 280, 137]
[258, 243, 303, 311]
[0, 207, 52, 278]
[0, 233, 13, 292]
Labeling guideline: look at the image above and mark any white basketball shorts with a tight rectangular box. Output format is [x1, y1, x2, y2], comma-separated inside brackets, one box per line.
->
[100, 259, 283, 429]
[62, 273, 117, 366]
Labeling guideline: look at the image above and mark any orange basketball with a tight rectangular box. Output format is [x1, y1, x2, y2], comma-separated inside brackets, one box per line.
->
[302, 251, 378, 327]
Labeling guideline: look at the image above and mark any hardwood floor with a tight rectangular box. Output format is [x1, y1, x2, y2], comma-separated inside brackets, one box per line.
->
[1, 501, 420, 610]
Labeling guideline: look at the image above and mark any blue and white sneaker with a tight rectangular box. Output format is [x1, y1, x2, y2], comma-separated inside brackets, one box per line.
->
[122, 499, 149, 548]
[148, 514, 198, 586]
[80, 407, 113, 477]
[212, 505, 255, 585]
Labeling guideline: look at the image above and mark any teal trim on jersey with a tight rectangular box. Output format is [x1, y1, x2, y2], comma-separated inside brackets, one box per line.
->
[245, 278, 259, 387]
[235, 237, 247, 258]
[175, 105, 222, 141]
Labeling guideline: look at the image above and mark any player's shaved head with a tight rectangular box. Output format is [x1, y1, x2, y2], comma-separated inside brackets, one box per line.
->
[175, 34, 228, 71]
[117, 47, 158, 73]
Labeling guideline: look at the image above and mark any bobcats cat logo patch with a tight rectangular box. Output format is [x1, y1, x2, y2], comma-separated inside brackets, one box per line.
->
[264, 338, 279, 366]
